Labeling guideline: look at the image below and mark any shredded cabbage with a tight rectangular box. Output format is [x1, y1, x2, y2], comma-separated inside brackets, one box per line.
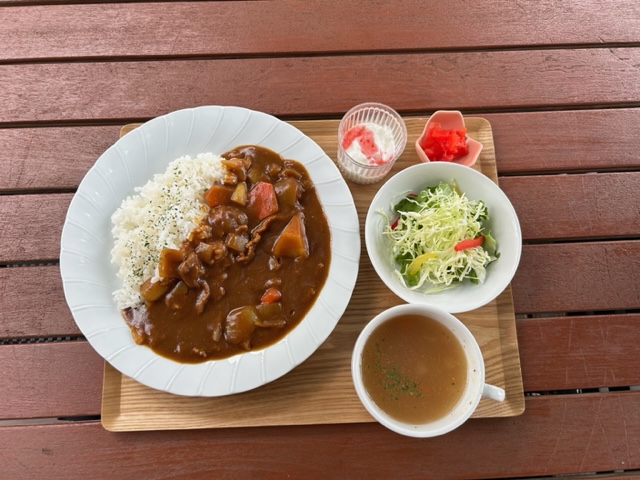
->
[381, 181, 498, 292]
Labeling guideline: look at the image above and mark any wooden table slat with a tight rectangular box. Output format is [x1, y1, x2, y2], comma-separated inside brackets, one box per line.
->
[512, 241, 640, 314]
[0, 193, 72, 262]
[2, 393, 639, 479]
[501, 172, 640, 241]
[0, 342, 103, 420]
[3, 49, 640, 124]
[0, 265, 78, 338]
[0, 126, 121, 192]
[489, 109, 640, 174]
[518, 314, 640, 392]
[2, 1, 640, 62]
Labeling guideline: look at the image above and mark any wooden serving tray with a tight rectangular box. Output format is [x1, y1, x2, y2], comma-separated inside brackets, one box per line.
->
[101, 116, 525, 431]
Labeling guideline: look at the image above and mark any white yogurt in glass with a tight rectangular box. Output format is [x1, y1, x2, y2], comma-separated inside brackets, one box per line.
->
[343, 123, 396, 166]
[337, 103, 407, 185]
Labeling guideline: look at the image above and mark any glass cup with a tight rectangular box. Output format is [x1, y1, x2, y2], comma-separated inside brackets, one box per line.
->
[337, 102, 407, 184]
[351, 303, 505, 437]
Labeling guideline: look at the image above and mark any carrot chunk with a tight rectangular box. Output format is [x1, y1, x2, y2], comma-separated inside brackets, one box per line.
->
[205, 184, 234, 207]
[260, 287, 282, 304]
[272, 213, 309, 258]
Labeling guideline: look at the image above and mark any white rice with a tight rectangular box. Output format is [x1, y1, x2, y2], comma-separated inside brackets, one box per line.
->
[111, 153, 226, 309]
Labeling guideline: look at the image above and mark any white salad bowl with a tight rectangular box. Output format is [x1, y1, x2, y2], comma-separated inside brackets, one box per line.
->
[365, 162, 521, 313]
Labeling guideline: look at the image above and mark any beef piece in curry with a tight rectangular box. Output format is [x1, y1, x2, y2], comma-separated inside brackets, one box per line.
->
[122, 145, 331, 363]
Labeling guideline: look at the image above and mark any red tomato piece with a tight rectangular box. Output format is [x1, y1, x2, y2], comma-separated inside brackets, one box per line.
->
[454, 235, 484, 251]
[248, 182, 279, 220]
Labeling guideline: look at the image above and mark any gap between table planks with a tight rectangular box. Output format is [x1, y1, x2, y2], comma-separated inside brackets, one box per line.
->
[101, 116, 524, 431]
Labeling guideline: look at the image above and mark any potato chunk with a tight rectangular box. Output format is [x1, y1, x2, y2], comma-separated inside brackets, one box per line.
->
[230, 182, 248, 206]
[139, 277, 174, 302]
[274, 177, 302, 210]
[158, 248, 184, 279]
[224, 306, 258, 346]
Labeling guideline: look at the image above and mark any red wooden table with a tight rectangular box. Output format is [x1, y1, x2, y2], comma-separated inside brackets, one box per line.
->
[2, 1, 640, 478]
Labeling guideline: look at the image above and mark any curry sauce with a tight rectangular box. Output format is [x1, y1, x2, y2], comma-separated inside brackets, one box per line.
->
[123, 145, 331, 363]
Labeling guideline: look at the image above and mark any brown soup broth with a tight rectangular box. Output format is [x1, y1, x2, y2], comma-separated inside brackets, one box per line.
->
[361, 314, 468, 424]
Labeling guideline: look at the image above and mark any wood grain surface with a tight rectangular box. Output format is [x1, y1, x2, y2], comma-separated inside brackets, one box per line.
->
[501, 172, 640, 241]
[100, 117, 524, 431]
[512, 240, 640, 313]
[0, 342, 103, 420]
[0, 265, 77, 338]
[3, 393, 639, 479]
[3, 49, 640, 124]
[2, 1, 640, 478]
[2, 1, 639, 61]
[518, 314, 640, 392]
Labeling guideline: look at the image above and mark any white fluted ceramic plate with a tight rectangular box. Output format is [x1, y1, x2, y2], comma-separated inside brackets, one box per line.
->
[60, 106, 360, 396]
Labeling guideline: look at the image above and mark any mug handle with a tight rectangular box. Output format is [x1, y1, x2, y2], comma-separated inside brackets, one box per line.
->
[482, 383, 506, 402]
